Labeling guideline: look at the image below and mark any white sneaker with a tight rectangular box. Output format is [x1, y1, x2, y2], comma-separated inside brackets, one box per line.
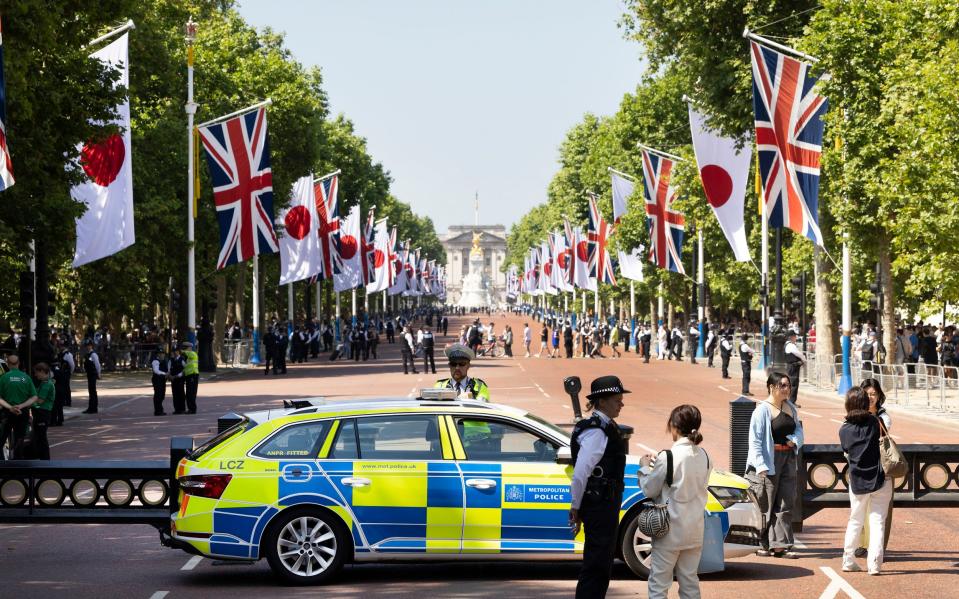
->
[842, 563, 863, 572]
[868, 569, 880, 576]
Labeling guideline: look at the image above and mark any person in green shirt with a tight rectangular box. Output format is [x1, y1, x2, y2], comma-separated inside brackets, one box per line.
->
[0, 354, 39, 460]
[30, 362, 55, 460]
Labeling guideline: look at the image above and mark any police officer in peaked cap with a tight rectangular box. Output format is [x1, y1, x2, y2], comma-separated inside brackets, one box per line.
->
[569, 375, 629, 598]
[433, 343, 490, 401]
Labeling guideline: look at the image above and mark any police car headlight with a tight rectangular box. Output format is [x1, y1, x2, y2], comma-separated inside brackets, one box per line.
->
[708, 486, 752, 509]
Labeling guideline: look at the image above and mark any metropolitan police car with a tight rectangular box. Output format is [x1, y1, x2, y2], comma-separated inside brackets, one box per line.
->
[168, 395, 761, 584]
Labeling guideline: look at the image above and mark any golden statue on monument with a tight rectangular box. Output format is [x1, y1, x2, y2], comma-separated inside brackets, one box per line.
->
[470, 231, 483, 257]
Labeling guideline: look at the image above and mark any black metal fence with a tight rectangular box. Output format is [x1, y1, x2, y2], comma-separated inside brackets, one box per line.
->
[796, 443, 959, 530]
[0, 437, 192, 529]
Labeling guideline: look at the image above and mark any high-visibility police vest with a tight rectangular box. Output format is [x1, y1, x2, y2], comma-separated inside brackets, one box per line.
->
[434, 377, 490, 402]
[183, 350, 199, 376]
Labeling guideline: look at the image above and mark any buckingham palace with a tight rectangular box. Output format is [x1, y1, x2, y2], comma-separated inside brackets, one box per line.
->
[439, 224, 508, 306]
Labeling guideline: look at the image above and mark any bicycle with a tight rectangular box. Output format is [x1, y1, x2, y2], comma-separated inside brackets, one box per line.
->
[476, 339, 505, 358]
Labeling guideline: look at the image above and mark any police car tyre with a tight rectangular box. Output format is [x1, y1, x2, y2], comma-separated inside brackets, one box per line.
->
[620, 507, 654, 579]
[263, 508, 350, 585]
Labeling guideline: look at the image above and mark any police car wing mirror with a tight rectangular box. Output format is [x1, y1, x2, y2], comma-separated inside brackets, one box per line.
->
[563, 376, 583, 420]
[555, 446, 572, 465]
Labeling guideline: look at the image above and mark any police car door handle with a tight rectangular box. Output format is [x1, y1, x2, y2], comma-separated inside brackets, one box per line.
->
[342, 477, 371, 487]
[466, 478, 497, 490]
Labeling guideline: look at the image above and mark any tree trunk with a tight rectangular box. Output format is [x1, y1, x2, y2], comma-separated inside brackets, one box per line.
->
[878, 234, 896, 365]
[214, 274, 227, 364]
[814, 246, 838, 377]
[649, 299, 656, 326]
[668, 303, 674, 329]
[233, 261, 246, 327]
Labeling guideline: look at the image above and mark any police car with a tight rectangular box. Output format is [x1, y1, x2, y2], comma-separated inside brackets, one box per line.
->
[168, 395, 762, 584]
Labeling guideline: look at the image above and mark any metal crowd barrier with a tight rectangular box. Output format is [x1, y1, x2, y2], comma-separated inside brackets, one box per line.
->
[0, 437, 193, 529]
[796, 443, 959, 530]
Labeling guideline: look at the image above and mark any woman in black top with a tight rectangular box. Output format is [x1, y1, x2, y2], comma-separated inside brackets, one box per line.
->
[839, 387, 892, 576]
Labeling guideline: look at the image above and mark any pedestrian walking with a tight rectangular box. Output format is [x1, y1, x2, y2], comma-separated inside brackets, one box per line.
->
[50, 342, 73, 427]
[688, 322, 699, 364]
[854, 378, 895, 558]
[151, 349, 168, 416]
[705, 326, 717, 368]
[746, 371, 804, 558]
[739, 334, 754, 395]
[641, 404, 711, 599]
[523, 323, 532, 357]
[642, 325, 652, 363]
[503, 325, 513, 357]
[537, 324, 548, 358]
[274, 328, 289, 373]
[840, 386, 893, 575]
[657, 324, 668, 360]
[564, 322, 574, 358]
[181, 342, 199, 414]
[609, 325, 621, 358]
[82, 341, 101, 414]
[263, 326, 276, 375]
[569, 375, 629, 599]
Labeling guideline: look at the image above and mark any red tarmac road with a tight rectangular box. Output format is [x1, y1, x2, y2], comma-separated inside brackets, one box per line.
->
[2, 312, 957, 598]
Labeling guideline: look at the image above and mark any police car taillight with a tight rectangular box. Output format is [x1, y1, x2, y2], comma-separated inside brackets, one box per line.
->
[179, 474, 232, 499]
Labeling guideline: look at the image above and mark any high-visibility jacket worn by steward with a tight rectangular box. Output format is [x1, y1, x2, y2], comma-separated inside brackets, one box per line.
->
[433, 377, 490, 401]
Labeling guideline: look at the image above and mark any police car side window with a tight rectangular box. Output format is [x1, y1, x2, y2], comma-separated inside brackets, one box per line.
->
[456, 418, 558, 463]
[329, 419, 359, 459]
[354, 415, 443, 461]
[252, 421, 330, 459]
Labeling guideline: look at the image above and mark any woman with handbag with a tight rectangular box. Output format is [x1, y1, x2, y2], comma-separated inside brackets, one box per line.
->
[745, 371, 804, 558]
[640, 404, 711, 599]
[856, 378, 894, 556]
[840, 387, 893, 575]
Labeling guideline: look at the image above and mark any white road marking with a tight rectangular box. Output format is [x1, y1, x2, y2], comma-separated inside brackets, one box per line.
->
[635, 442, 658, 454]
[829, 419, 844, 425]
[542, 393, 551, 398]
[181, 555, 203, 571]
[49, 440, 73, 448]
[799, 410, 823, 418]
[149, 592, 169, 599]
[104, 394, 148, 411]
[817, 566, 866, 599]
[718, 385, 730, 392]
[518, 364, 526, 372]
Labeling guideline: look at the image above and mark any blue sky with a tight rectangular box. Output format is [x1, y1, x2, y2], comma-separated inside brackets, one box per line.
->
[236, 0, 644, 233]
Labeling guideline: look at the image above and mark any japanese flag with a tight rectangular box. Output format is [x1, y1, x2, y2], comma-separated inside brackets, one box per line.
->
[366, 219, 391, 293]
[572, 227, 596, 292]
[333, 204, 363, 292]
[688, 105, 751, 262]
[72, 33, 134, 267]
[278, 175, 322, 285]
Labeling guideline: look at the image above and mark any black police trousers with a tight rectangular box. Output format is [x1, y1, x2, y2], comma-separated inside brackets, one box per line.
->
[576, 492, 621, 599]
[721, 353, 731, 378]
[171, 378, 186, 413]
[742, 361, 752, 394]
[423, 349, 435, 374]
[788, 363, 801, 403]
[152, 375, 166, 415]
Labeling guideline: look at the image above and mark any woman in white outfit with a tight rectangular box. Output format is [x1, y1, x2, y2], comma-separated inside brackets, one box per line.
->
[640, 405, 711, 599]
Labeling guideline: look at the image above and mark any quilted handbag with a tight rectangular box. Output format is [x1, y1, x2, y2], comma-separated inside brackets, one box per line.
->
[637, 450, 673, 539]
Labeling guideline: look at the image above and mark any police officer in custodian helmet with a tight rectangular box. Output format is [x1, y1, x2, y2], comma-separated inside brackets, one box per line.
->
[568, 375, 629, 598]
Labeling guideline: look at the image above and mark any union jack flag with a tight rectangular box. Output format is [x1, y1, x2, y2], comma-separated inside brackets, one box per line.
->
[313, 173, 339, 279]
[641, 149, 685, 274]
[750, 40, 829, 246]
[198, 107, 277, 269]
[387, 226, 398, 287]
[361, 207, 376, 285]
[587, 196, 617, 285]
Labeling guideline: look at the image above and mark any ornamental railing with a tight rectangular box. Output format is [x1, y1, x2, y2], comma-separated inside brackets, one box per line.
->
[0, 437, 193, 529]
[796, 443, 959, 531]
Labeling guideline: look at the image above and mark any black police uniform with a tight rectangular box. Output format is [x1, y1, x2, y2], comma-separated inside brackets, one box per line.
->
[169, 353, 186, 414]
[84, 351, 99, 413]
[274, 331, 288, 374]
[740, 341, 753, 395]
[720, 336, 733, 378]
[786, 341, 803, 404]
[151, 355, 168, 416]
[422, 330, 436, 374]
[641, 329, 652, 363]
[263, 331, 276, 375]
[571, 414, 626, 599]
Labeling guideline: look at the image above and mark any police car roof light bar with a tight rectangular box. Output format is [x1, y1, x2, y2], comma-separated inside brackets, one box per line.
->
[418, 388, 459, 401]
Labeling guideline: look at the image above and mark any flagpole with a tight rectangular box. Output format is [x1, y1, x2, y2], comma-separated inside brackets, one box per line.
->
[315, 280, 322, 322]
[742, 28, 819, 64]
[86, 19, 136, 48]
[287, 283, 294, 332]
[697, 228, 706, 358]
[313, 169, 342, 184]
[838, 118, 853, 395]
[656, 281, 664, 357]
[196, 98, 273, 129]
[185, 18, 198, 341]
[335, 292, 341, 342]
[630, 281, 636, 351]
[607, 167, 637, 181]
[637, 142, 685, 163]
[352, 288, 358, 327]
[759, 147, 769, 371]
[251, 255, 261, 364]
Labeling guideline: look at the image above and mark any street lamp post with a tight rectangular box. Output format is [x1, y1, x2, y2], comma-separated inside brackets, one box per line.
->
[185, 17, 198, 343]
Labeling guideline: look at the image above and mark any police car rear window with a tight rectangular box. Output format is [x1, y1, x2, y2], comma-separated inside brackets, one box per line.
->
[189, 417, 250, 460]
[252, 421, 330, 459]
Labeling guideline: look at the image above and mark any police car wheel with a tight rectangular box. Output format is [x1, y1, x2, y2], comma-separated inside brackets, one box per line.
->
[264, 509, 348, 585]
[621, 511, 653, 579]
